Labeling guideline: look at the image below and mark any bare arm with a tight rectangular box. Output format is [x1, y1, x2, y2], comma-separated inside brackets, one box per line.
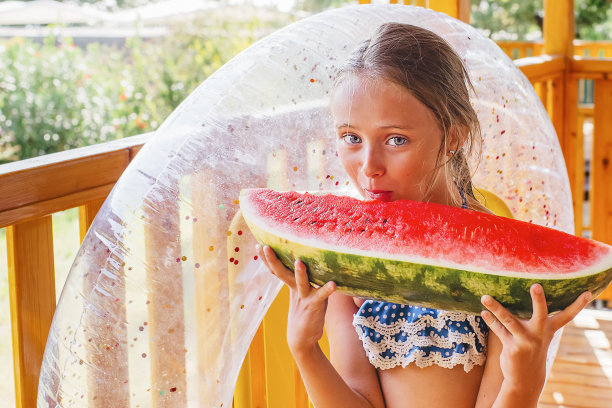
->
[293, 293, 385, 408]
[475, 284, 591, 408]
[257, 245, 385, 408]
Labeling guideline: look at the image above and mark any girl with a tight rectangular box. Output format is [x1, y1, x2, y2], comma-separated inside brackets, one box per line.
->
[255, 23, 591, 408]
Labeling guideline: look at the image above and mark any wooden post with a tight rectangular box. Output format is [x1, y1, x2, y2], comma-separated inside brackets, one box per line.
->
[7, 216, 56, 408]
[544, 0, 574, 58]
[428, 0, 471, 23]
[544, 0, 574, 150]
[581, 35, 612, 300]
[544, 0, 581, 235]
[593, 78, 612, 300]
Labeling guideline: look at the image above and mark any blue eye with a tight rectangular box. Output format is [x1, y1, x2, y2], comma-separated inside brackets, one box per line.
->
[388, 136, 407, 146]
[342, 133, 361, 144]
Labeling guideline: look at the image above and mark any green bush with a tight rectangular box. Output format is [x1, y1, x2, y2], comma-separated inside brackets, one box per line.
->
[0, 16, 292, 163]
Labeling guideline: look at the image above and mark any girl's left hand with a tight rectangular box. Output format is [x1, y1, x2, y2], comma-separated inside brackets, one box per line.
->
[480, 284, 591, 396]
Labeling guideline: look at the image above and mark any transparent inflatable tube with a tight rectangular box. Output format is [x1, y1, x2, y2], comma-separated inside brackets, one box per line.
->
[38, 5, 572, 407]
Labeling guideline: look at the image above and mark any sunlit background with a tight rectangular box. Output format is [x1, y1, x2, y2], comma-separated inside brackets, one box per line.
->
[1, 1, 612, 407]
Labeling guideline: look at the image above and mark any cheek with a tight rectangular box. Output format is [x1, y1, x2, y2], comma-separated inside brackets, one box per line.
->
[336, 145, 360, 178]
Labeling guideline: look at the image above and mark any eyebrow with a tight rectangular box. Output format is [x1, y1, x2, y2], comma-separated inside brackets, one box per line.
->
[335, 123, 414, 130]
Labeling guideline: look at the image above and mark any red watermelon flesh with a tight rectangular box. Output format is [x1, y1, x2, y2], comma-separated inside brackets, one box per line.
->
[240, 188, 612, 316]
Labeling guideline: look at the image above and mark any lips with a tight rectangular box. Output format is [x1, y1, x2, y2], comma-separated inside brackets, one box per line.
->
[364, 190, 393, 202]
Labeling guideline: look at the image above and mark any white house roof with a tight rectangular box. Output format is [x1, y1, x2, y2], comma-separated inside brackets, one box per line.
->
[112, 0, 222, 25]
[0, 0, 110, 25]
[0, 0, 285, 27]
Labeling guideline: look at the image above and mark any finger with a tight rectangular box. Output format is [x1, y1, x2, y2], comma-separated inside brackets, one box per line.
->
[262, 245, 297, 290]
[314, 280, 337, 302]
[294, 259, 312, 298]
[481, 294, 523, 338]
[480, 309, 512, 343]
[530, 283, 549, 324]
[550, 291, 592, 330]
[256, 244, 273, 271]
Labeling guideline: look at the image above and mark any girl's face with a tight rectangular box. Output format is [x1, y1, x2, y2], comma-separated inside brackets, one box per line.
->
[331, 74, 452, 205]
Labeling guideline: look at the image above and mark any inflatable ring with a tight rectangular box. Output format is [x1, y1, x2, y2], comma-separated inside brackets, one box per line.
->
[38, 5, 572, 406]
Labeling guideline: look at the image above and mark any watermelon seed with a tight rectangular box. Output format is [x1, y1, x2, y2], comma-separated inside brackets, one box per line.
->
[382, 219, 388, 223]
[296, 200, 303, 205]
[293, 217, 299, 221]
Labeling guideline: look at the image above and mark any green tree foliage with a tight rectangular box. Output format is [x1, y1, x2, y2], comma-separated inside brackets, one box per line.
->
[471, 0, 543, 40]
[295, 0, 349, 12]
[575, 0, 612, 40]
[471, 0, 612, 40]
[0, 17, 292, 163]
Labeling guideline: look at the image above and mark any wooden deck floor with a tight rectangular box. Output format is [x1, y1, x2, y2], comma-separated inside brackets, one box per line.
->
[539, 308, 612, 408]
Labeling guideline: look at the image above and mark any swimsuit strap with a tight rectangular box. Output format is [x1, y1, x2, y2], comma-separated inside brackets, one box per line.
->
[454, 181, 468, 210]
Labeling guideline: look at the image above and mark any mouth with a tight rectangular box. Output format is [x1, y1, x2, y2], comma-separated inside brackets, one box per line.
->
[364, 189, 393, 202]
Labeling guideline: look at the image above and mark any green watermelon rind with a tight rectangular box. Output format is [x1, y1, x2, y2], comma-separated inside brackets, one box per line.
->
[243, 213, 612, 319]
[268, 235, 612, 319]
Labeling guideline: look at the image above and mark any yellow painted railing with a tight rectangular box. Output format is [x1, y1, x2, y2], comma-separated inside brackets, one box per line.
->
[497, 40, 612, 60]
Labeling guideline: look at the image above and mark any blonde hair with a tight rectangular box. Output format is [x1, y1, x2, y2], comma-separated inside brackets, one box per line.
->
[334, 22, 482, 209]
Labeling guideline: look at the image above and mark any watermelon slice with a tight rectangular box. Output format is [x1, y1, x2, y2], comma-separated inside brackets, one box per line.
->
[239, 188, 612, 318]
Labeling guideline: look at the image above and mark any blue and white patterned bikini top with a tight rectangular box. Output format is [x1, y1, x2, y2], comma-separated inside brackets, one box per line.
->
[352, 185, 489, 373]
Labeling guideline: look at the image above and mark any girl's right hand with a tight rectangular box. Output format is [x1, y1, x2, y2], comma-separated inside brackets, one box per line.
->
[256, 244, 337, 356]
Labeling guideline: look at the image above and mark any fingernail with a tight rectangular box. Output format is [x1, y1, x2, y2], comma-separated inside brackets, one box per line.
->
[481, 295, 492, 306]
[585, 292, 592, 302]
[532, 283, 542, 294]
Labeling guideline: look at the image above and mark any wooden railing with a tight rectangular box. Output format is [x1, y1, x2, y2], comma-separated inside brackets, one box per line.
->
[0, 134, 150, 408]
[497, 40, 612, 60]
[1, 52, 611, 407]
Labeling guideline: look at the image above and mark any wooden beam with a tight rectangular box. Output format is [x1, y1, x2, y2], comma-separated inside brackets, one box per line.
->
[571, 57, 612, 76]
[515, 55, 566, 82]
[0, 133, 151, 227]
[7, 216, 56, 408]
[0, 183, 114, 229]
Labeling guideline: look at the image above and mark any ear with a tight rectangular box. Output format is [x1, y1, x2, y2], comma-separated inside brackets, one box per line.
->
[447, 126, 468, 153]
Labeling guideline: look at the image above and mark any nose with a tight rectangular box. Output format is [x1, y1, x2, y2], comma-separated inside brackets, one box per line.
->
[361, 147, 385, 178]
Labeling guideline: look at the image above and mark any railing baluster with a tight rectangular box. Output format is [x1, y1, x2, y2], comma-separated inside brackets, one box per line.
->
[7, 216, 56, 408]
[563, 77, 584, 235]
[144, 183, 187, 407]
[78, 200, 105, 242]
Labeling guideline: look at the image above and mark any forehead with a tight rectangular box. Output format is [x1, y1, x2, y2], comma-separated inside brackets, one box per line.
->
[330, 74, 437, 128]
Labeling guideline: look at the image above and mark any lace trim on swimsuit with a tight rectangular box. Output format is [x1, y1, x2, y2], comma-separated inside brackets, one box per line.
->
[353, 311, 487, 373]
